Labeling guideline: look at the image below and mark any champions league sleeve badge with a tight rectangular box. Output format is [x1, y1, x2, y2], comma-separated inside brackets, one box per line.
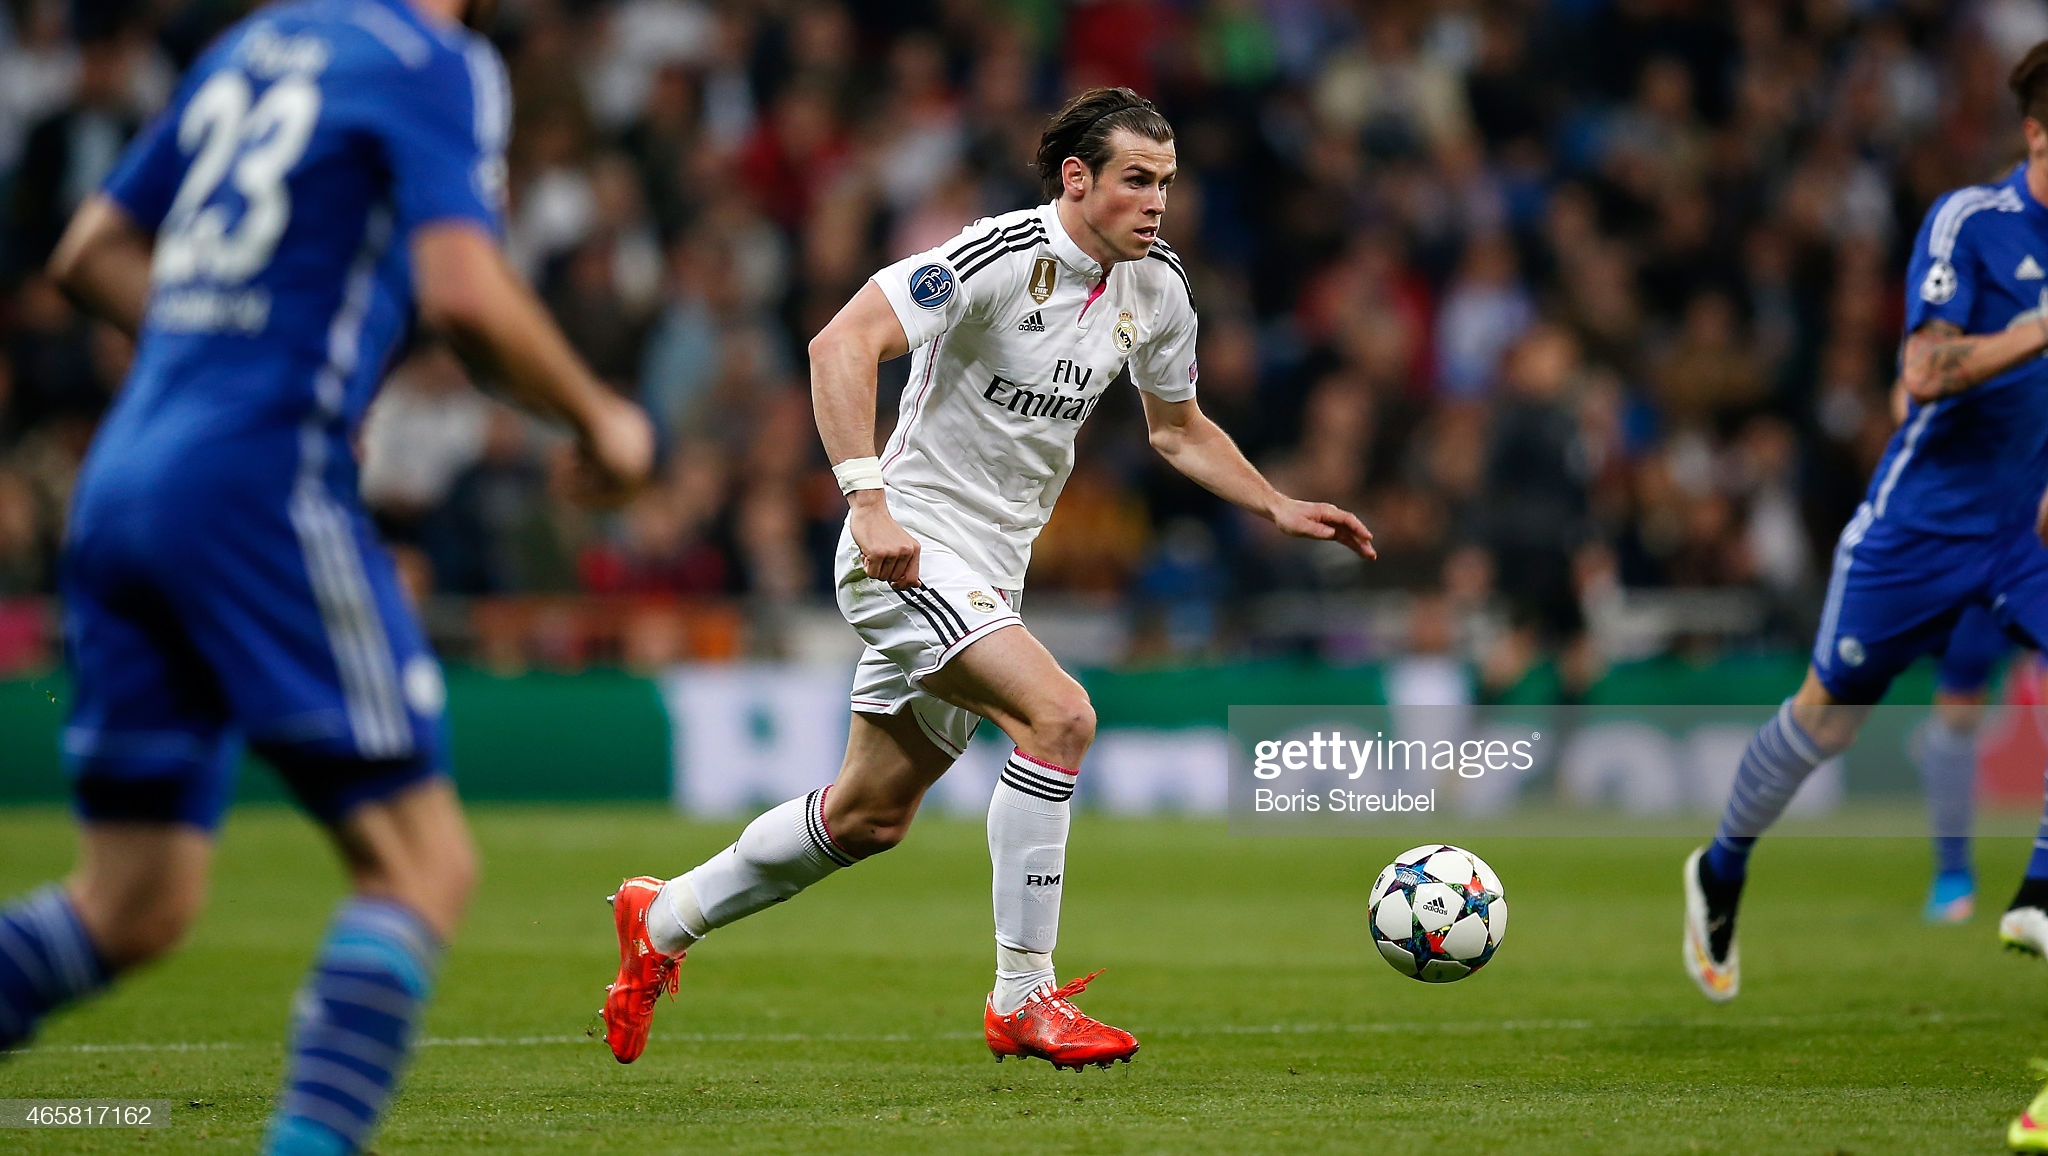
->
[1920, 259, 1956, 304]
[910, 263, 955, 309]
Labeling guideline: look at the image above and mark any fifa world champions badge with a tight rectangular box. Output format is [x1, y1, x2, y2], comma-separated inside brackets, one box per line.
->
[1029, 257, 1057, 304]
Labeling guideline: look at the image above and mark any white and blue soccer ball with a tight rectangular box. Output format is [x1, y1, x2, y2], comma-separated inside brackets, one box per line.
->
[1369, 844, 1506, 982]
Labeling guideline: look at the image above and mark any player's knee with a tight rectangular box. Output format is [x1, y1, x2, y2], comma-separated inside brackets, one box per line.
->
[92, 888, 203, 969]
[1031, 692, 1095, 764]
[833, 801, 917, 859]
[353, 833, 478, 940]
[1791, 670, 1861, 753]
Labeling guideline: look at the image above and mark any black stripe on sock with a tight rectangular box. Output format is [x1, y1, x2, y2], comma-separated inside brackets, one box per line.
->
[803, 789, 855, 867]
[1003, 774, 1074, 803]
[999, 770, 1073, 803]
[1003, 760, 1077, 796]
[896, 588, 957, 644]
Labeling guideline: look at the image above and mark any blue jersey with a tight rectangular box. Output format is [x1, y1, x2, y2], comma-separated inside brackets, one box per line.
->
[58, 0, 509, 828]
[78, 0, 506, 523]
[1885, 165, 2048, 537]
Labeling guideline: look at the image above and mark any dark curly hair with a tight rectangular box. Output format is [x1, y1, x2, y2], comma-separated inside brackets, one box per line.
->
[1035, 87, 1175, 199]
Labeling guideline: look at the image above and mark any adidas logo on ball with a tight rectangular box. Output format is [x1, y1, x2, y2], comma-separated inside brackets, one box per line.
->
[1422, 897, 1448, 915]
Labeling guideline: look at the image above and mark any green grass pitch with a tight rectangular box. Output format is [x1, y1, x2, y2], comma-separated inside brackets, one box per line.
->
[0, 805, 2042, 1153]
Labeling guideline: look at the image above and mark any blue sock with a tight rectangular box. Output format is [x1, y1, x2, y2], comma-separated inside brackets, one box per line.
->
[1915, 717, 1975, 879]
[264, 899, 440, 1156]
[0, 885, 110, 1048]
[1707, 701, 1828, 883]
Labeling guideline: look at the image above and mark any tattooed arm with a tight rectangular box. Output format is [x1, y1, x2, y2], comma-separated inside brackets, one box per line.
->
[1898, 316, 2048, 403]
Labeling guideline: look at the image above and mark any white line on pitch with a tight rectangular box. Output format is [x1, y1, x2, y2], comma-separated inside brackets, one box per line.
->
[2, 1007, 2004, 1058]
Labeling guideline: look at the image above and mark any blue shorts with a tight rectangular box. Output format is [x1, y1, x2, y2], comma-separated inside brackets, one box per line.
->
[1812, 503, 2048, 704]
[59, 479, 445, 831]
[1935, 604, 2012, 695]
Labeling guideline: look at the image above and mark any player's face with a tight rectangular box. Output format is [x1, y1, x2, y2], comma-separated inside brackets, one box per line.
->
[1076, 130, 1177, 264]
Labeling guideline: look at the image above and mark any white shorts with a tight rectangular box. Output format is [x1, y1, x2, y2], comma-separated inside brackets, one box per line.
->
[835, 522, 1022, 758]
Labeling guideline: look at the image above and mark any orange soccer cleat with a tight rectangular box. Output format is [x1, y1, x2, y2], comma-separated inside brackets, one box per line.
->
[984, 969, 1139, 1070]
[601, 876, 681, 1064]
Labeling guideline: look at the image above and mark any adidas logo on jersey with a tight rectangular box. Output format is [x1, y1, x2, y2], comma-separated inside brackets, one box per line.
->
[2021, 255, 2046, 280]
[1016, 310, 1045, 332]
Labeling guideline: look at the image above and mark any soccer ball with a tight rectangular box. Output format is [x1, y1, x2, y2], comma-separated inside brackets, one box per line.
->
[1369, 844, 1506, 982]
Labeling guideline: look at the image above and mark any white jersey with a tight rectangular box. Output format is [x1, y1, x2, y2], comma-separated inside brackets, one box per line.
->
[870, 200, 1200, 588]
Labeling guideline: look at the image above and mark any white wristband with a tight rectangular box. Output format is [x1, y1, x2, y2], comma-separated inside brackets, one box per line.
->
[832, 456, 885, 494]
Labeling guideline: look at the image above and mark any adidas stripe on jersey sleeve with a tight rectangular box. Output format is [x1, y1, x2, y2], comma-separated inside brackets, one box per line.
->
[1129, 239, 1198, 403]
[873, 215, 1048, 348]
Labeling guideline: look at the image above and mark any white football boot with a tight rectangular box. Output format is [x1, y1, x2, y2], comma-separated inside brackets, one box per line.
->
[2002, 904, 2048, 959]
[1683, 848, 1740, 1003]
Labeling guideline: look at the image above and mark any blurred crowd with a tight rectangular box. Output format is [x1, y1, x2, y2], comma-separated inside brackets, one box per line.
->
[0, 0, 2041, 677]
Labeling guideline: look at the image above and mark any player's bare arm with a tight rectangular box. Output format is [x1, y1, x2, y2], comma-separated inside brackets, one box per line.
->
[411, 222, 653, 504]
[808, 281, 921, 588]
[1140, 391, 1376, 559]
[46, 194, 154, 339]
[1898, 317, 2048, 402]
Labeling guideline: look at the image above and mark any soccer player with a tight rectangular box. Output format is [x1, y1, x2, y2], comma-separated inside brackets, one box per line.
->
[600, 87, 1374, 1068]
[1684, 40, 2048, 1005]
[1914, 608, 2008, 923]
[0, 0, 653, 1151]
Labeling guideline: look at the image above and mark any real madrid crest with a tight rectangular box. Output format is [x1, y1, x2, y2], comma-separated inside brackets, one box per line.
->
[967, 590, 998, 613]
[1029, 257, 1057, 304]
[1113, 310, 1136, 354]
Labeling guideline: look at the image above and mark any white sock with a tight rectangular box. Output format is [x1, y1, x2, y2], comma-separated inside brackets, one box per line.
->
[989, 750, 1075, 1015]
[671, 788, 853, 945]
[646, 875, 707, 956]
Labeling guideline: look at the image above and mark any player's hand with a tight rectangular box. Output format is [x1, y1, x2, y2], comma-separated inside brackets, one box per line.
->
[571, 394, 655, 508]
[849, 493, 921, 588]
[1272, 498, 1377, 560]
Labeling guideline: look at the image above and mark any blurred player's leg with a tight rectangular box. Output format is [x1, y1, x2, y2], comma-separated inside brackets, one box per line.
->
[1974, 537, 2048, 957]
[0, 824, 210, 1049]
[1688, 505, 1982, 1001]
[603, 709, 954, 1062]
[2002, 780, 2048, 956]
[923, 627, 1137, 1068]
[0, 886, 109, 1050]
[1917, 693, 1983, 923]
[1916, 607, 2004, 923]
[1686, 670, 1864, 1002]
[264, 778, 475, 1156]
